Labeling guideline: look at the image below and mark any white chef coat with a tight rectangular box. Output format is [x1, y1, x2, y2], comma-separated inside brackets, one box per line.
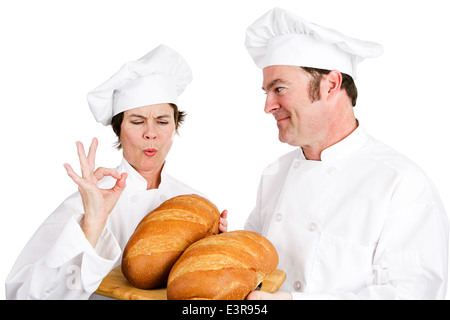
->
[5, 158, 201, 300]
[245, 125, 449, 299]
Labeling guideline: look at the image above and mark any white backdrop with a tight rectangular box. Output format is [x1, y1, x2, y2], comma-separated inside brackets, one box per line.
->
[1, 0, 449, 300]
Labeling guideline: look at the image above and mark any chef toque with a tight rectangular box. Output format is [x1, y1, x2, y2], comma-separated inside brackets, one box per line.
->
[245, 7, 384, 79]
[87, 44, 192, 125]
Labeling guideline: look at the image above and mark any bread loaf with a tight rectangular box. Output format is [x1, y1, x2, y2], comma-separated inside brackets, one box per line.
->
[167, 230, 278, 300]
[121, 194, 220, 289]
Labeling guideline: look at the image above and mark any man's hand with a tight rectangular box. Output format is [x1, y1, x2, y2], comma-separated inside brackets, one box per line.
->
[246, 290, 292, 300]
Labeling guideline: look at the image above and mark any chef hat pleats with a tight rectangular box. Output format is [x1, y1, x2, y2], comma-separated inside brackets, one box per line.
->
[87, 44, 192, 125]
[245, 7, 384, 78]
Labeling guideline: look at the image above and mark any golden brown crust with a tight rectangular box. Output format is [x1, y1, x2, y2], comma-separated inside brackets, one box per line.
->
[167, 230, 278, 300]
[121, 194, 220, 289]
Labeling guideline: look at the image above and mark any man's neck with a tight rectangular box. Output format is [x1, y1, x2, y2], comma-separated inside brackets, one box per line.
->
[302, 118, 359, 161]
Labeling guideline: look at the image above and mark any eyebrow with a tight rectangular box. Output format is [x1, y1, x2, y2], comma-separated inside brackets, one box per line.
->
[262, 79, 290, 92]
[128, 114, 171, 119]
[155, 114, 171, 120]
[129, 114, 146, 119]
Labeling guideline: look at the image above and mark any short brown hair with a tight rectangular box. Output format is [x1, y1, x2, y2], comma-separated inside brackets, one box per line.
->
[301, 67, 358, 107]
[111, 103, 186, 149]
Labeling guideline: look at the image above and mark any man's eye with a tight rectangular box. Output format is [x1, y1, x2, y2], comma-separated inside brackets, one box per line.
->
[275, 87, 285, 93]
[158, 121, 168, 125]
[131, 121, 144, 125]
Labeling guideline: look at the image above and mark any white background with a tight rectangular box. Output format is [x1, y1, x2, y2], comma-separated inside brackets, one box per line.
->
[1, 0, 449, 300]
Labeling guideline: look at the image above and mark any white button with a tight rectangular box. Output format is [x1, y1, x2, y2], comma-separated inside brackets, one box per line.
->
[308, 223, 317, 232]
[275, 214, 283, 222]
[294, 281, 302, 291]
[327, 167, 337, 175]
[293, 161, 300, 169]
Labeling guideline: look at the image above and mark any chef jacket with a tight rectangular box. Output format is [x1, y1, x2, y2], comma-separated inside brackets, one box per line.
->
[245, 125, 448, 299]
[6, 158, 201, 300]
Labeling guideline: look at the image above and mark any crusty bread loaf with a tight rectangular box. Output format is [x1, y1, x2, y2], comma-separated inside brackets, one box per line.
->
[121, 194, 220, 289]
[166, 230, 278, 300]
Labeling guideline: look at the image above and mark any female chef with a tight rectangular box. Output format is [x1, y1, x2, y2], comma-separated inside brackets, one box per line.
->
[5, 44, 227, 299]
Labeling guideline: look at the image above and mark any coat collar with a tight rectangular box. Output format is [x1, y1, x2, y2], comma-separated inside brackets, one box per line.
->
[119, 158, 169, 192]
[298, 123, 368, 162]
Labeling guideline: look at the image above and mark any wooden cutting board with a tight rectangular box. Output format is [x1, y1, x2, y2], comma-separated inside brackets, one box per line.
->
[95, 265, 286, 300]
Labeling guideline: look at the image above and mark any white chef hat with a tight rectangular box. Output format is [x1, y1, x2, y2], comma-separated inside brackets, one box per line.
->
[87, 44, 192, 125]
[245, 7, 384, 79]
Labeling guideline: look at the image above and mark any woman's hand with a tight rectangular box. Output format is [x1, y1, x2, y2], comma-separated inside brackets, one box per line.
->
[219, 210, 228, 233]
[64, 138, 127, 247]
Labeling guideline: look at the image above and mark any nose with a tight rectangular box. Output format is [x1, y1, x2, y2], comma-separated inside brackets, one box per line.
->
[143, 124, 157, 140]
[264, 94, 280, 114]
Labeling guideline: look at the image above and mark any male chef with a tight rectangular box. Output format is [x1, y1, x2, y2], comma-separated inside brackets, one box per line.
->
[244, 7, 448, 300]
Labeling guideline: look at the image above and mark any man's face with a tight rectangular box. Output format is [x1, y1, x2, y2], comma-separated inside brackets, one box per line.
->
[262, 65, 328, 148]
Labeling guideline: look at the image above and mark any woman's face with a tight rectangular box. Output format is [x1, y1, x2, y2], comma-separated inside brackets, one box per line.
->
[121, 103, 176, 175]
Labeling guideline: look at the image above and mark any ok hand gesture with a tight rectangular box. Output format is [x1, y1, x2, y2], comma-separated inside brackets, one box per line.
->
[63, 138, 127, 247]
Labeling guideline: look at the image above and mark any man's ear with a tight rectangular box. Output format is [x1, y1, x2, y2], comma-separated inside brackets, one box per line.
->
[324, 70, 343, 97]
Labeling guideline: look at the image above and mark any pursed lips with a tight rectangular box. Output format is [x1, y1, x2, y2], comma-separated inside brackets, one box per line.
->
[143, 148, 158, 157]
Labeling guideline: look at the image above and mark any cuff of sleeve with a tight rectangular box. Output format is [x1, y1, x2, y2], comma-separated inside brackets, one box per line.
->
[45, 213, 121, 267]
[45, 214, 93, 268]
[44, 214, 121, 293]
[93, 219, 122, 262]
[82, 218, 122, 292]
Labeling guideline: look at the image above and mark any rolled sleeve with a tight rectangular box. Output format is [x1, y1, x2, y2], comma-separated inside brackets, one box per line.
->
[45, 214, 121, 293]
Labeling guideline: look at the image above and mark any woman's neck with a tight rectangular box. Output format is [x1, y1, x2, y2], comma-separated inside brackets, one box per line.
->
[133, 162, 164, 190]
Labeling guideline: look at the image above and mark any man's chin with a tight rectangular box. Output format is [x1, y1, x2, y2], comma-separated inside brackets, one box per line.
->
[278, 130, 290, 144]
[278, 132, 300, 147]
[278, 135, 293, 146]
